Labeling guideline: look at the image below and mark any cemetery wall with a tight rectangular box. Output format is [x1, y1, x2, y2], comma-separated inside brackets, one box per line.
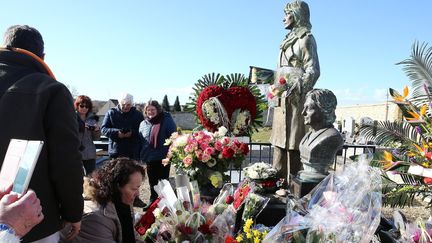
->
[335, 102, 402, 122]
[169, 103, 401, 131]
[171, 112, 197, 130]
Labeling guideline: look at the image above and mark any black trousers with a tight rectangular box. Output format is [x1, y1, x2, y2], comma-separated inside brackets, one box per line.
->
[147, 159, 171, 201]
[83, 159, 96, 176]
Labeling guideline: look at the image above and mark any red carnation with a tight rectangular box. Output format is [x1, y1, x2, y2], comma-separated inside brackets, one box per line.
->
[225, 235, 238, 243]
[178, 224, 193, 235]
[134, 197, 161, 235]
[222, 147, 235, 159]
[424, 177, 432, 185]
[427, 152, 432, 161]
[198, 222, 213, 235]
[239, 143, 249, 155]
[279, 76, 287, 85]
[136, 226, 146, 235]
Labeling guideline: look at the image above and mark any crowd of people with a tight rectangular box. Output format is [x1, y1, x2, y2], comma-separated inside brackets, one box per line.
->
[0, 25, 176, 242]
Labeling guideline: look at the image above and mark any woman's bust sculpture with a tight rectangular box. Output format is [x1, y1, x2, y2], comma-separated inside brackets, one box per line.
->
[297, 89, 343, 182]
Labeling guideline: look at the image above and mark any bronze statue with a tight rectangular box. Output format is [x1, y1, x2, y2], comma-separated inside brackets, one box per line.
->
[270, 0, 320, 181]
[298, 89, 343, 181]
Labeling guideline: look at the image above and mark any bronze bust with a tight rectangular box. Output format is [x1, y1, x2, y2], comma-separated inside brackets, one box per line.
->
[298, 89, 343, 181]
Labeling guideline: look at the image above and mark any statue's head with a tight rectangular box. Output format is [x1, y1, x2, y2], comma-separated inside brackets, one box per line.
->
[303, 89, 337, 127]
[284, 0, 312, 30]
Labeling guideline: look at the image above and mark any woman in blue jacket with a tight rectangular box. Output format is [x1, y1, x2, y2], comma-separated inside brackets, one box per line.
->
[139, 100, 176, 202]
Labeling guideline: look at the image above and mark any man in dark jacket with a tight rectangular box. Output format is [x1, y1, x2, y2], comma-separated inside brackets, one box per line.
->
[0, 25, 83, 242]
[101, 93, 144, 160]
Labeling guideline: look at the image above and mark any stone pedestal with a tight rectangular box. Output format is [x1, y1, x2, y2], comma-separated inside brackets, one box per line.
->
[255, 194, 286, 226]
[290, 176, 320, 198]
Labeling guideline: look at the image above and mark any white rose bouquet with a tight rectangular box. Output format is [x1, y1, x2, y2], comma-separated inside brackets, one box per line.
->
[243, 162, 278, 194]
[243, 162, 277, 180]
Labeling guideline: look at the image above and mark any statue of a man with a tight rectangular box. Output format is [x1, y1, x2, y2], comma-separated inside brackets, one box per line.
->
[298, 89, 343, 181]
[270, 0, 320, 181]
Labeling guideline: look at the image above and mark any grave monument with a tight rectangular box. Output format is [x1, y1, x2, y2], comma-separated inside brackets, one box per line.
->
[291, 89, 344, 197]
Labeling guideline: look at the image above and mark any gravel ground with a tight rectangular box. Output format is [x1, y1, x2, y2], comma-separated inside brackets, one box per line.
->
[381, 198, 430, 222]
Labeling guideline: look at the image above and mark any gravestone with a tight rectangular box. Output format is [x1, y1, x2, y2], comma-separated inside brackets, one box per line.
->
[343, 117, 355, 143]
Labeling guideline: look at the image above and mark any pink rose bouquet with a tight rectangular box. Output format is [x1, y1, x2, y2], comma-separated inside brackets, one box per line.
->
[163, 127, 249, 188]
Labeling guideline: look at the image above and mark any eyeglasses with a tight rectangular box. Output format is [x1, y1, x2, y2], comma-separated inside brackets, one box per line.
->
[79, 104, 89, 109]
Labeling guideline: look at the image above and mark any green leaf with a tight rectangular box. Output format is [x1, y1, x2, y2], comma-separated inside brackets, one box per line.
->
[359, 120, 420, 148]
[397, 41, 432, 98]
[389, 88, 401, 99]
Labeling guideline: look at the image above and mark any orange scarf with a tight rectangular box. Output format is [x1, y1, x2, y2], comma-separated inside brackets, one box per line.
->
[4, 47, 56, 79]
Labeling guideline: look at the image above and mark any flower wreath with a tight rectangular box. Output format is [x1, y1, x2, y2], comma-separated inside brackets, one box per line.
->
[185, 73, 266, 136]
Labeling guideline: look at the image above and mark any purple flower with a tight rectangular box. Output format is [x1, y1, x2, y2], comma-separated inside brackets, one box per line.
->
[412, 229, 420, 242]
[424, 83, 430, 95]
[415, 126, 422, 134]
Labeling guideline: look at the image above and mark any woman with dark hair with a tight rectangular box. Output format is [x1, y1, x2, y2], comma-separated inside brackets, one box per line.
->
[139, 100, 177, 203]
[61, 158, 146, 242]
[74, 95, 100, 175]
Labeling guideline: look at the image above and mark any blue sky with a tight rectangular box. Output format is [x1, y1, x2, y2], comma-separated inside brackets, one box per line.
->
[0, 0, 431, 106]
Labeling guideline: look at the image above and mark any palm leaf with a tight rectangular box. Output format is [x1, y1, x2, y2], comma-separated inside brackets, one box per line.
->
[224, 73, 248, 88]
[359, 120, 420, 147]
[184, 73, 225, 114]
[381, 181, 432, 208]
[378, 159, 432, 208]
[397, 41, 432, 98]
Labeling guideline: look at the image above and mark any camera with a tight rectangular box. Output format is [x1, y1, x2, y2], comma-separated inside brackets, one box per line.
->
[120, 128, 131, 133]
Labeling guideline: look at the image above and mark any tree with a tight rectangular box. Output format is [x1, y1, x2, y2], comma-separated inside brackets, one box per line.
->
[162, 95, 170, 111]
[65, 84, 79, 99]
[173, 96, 181, 112]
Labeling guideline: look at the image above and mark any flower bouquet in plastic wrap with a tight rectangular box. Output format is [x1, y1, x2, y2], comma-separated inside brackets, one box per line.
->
[138, 175, 270, 242]
[267, 67, 304, 107]
[243, 162, 279, 194]
[264, 155, 382, 242]
[163, 127, 249, 194]
[375, 210, 432, 242]
[141, 178, 221, 242]
[225, 218, 271, 243]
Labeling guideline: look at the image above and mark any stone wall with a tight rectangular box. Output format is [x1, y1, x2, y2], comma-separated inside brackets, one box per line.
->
[335, 102, 402, 122]
[171, 110, 274, 130]
[171, 112, 198, 130]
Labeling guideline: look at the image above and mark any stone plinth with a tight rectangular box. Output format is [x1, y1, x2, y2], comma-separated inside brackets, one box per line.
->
[290, 176, 320, 198]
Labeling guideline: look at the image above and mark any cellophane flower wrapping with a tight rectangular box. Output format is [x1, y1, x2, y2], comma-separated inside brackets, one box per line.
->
[240, 193, 270, 229]
[163, 127, 249, 189]
[265, 155, 382, 242]
[243, 162, 279, 193]
[383, 210, 432, 243]
[143, 179, 269, 242]
[266, 67, 304, 107]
